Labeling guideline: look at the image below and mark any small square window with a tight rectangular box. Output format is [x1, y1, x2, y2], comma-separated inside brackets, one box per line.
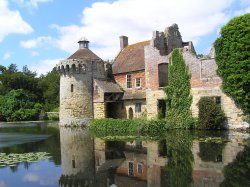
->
[135, 103, 141, 113]
[135, 78, 141, 88]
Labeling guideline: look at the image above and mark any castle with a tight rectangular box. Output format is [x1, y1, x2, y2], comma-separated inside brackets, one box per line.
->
[56, 24, 248, 128]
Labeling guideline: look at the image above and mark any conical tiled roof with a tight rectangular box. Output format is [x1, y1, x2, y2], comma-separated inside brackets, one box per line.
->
[67, 48, 102, 61]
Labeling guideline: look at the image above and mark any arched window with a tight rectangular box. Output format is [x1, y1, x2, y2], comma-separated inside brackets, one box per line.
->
[71, 84, 74, 92]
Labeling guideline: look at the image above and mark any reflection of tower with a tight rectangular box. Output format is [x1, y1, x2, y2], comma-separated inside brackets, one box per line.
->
[59, 127, 95, 186]
[56, 38, 105, 126]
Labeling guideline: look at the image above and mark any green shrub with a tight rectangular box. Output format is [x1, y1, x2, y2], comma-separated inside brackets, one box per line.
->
[197, 97, 226, 129]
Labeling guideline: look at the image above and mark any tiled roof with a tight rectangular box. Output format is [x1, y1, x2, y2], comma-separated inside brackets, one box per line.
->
[68, 48, 102, 60]
[95, 79, 123, 93]
[122, 91, 146, 100]
[112, 41, 150, 74]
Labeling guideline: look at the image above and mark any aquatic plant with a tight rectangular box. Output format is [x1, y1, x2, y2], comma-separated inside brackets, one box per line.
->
[0, 152, 51, 168]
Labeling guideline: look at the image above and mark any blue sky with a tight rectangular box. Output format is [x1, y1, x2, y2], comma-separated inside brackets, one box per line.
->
[0, 0, 249, 75]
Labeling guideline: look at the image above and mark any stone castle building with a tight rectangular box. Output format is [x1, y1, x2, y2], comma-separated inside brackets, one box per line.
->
[56, 24, 248, 128]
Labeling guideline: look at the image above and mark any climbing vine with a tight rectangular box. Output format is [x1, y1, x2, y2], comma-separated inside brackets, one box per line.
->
[165, 49, 194, 128]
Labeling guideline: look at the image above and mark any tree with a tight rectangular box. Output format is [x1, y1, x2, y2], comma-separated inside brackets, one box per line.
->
[165, 49, 194, 128]
[214, 13, 250, 115]
[0, 89, 42, 121]
[38, 68, 59, 111]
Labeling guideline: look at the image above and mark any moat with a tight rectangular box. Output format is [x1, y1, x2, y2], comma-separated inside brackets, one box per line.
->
[0, 122, 249, 187]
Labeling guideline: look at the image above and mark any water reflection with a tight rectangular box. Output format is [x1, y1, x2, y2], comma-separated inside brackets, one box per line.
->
[59, 128, 250, 187]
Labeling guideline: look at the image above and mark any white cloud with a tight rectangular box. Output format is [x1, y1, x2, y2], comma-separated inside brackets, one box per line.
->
[0, 0, 33, 42]
[29, 58, 61, 75]
[20, 36, 55, 48]
[3, 52, 12, 60]
[31, 51, 39, 56]
[0, 181, 6, 187]
[50, 0, 243, 60]
[15, 0, 53, 9]
[23, 173, 58, 186]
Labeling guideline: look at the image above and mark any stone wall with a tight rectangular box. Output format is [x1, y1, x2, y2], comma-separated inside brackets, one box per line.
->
[93, 102, 106, 119]
[144, 40, 167, 119]
[183, 49, 248, 128]
[124, 99, 147, 119]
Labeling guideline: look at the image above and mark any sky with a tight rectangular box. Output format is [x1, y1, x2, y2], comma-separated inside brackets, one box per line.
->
[0, 0, 249, 75]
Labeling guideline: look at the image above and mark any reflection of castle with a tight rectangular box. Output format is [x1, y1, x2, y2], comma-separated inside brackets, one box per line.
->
[59, 128, 249, 187]
[192, 132, 250, 187]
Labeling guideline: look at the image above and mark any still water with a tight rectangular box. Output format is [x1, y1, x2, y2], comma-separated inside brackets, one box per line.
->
[0, 122, 249, 187]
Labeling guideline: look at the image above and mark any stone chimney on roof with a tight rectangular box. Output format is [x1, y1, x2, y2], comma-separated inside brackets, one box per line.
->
[119, 36, 128, 50]
[78, 37, 89, 49]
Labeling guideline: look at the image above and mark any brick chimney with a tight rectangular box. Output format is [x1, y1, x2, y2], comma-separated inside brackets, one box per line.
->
[119, 36, 128, 50]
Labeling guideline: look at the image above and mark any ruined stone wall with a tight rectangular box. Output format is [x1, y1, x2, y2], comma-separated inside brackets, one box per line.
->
[182, 50, 248, 128]
[165, 24, 183, 54]
[144, 43, 167, 119]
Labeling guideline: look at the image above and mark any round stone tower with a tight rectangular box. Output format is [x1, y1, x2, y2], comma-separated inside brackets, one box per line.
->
[56, 38, 105, 126]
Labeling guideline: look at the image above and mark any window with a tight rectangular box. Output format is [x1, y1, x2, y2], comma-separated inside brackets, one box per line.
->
[158, 63, 168, 87]
[135, 78, 141, 88]
[128, 161, 134, 176]
[215, 96, 221, 105]
[135, 103, 141, 113]
[71, 84, 74, 92]
[72, 159, 76, 168]
[137, 163, 143, 174]
[127, 74, 132, 88]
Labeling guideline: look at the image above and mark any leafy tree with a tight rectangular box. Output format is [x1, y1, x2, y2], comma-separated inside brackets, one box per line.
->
[0, 89, 42, 121]
[197, 97, 226, 129]
[214, 13, 250, 115]
[165, 49, 194, 128]
[38, 68, 59, 111]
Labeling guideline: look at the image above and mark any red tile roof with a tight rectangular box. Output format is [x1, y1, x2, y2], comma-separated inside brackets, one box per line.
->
[112, 41, 150, 74]
[68, 48, 102, 61]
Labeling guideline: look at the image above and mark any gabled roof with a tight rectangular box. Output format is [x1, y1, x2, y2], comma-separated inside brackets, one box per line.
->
[68, 48, 102, 61]
[112, 41, 150, 74]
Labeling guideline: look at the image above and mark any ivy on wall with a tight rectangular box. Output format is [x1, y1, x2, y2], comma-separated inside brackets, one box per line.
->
[164, 49, 194, 128]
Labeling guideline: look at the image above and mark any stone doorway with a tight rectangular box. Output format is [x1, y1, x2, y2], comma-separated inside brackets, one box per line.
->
[128, 107, 133, 119]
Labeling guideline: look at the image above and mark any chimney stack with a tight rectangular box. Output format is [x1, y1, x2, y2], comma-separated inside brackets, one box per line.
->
[119, 36, 128, 50]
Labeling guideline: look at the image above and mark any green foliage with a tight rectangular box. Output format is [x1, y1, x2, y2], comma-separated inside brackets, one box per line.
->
[37, 68, 59, 111]
[221, 143, 250, 187]
[0, 89, 41, 121]
[165, 131, 194, 187]
[197, 97, 226, 130]
[90, 118, 169, 138]
[214, 13, 250, 115]
[165, 49, 194, 128]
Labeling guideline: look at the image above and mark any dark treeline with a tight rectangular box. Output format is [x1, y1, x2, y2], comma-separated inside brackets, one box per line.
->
[0, 64, 59, 121]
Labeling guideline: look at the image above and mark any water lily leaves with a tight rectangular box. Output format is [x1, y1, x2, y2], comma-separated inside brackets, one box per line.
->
[0, 152, 51, 168]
